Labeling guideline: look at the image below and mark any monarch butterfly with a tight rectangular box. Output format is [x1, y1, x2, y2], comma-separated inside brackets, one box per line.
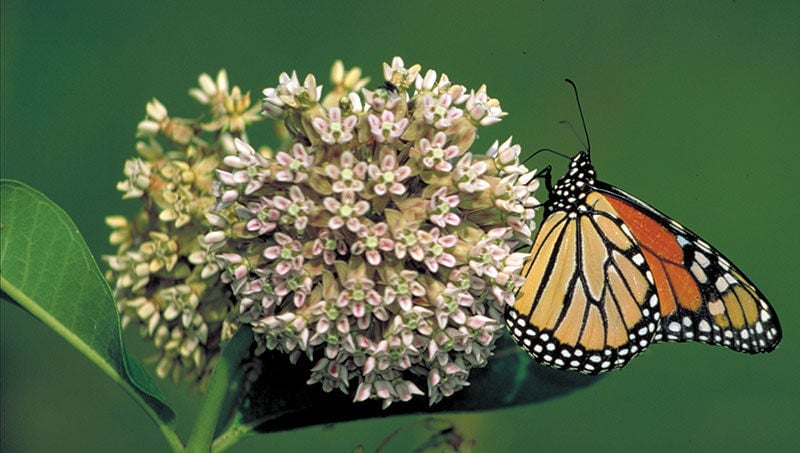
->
[506, 80, 782, 374]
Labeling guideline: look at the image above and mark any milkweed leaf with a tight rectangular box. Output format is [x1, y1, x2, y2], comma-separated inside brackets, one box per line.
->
[0, 179, 176, 429]
[240, 333, 601, 433]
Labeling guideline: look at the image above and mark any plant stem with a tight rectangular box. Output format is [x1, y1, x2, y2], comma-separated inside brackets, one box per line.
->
[186, 326, 253, 453]
[158, 422, 187, 453]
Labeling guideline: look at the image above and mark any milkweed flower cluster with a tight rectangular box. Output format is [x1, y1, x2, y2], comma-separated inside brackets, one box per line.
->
[105, 70, 262, 385]
[205, 57, 543, 407]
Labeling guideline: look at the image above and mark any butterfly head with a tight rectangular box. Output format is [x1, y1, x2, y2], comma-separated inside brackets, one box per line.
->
[546, 151, 597, 214]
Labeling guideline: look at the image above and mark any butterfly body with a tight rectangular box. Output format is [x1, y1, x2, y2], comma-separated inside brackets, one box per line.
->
[506, 151, 781, 374]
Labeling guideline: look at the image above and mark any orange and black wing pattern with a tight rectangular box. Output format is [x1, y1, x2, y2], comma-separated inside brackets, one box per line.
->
[506, 152, 781, 374]
[595, 181, 781, 353]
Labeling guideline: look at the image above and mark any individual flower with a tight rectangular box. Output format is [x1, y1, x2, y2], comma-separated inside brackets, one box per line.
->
[220, 139, 272, 196]
[323, 60, 370, 108]
[190, 68, 262, 133]
[116, 158, 151, 199]
[367, 110, 409, 143]
[275, 143, 313, 183]
[311, 229, 347, 265]
[325, 150, 368, 194]
[432, 284, 474, 329]
[427, 187, 461, 228]
[312, 106, 358, 144]
[363, 87, 403, 112]
[323, 191, 370, 232]
[155, 158, 217, 229]
[465, 84, 507, 126]
[272, 185, 313, 233]
[453, 153, 491, 193]
[418, 132, 460, 172]
[367, 149, 412, 196]
[242, 196, 279, 236]
[351, 222, 395, 266]
[383, 56, 421, 90]
[486, 136, 526, 175]
[415, 228, 458, 273]
[139, 231, 179, 273]
[137, 98, 194, 144]
[190, 69, 229, 108]
[415, 70, 468, 103]
[421, 93, 463, 129]
[263, 232, 305, 275]
[105, 215, 135, 251]
[261, 71, 322, 118]
[136, 98, 168, 137]
[382, 269, 427, 312]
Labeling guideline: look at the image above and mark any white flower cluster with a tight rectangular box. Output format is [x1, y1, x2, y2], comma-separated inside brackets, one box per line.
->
[206, 57, 543, 407]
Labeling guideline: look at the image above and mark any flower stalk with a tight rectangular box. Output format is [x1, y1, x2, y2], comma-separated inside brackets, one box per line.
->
[186, 326, 253, 453]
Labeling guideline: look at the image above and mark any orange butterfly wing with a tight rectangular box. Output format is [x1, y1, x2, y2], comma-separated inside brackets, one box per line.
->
[597, 184, 781, 353]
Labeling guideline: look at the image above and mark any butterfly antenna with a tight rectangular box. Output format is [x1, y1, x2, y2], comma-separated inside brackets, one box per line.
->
[564, 78, 591, 157]
[557, 120, 587, 150]
[521, 147, 572, 167]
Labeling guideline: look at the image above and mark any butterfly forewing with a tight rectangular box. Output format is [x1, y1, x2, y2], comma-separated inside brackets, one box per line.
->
[597, 184, 782, 353]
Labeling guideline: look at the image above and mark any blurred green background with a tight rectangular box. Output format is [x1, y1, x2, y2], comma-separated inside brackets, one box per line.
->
[2, 1, 799, 452]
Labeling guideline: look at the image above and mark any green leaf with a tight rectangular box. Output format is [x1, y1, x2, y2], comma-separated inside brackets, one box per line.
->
[238, 334, 601, 434]
[0, 180, 177, 431]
